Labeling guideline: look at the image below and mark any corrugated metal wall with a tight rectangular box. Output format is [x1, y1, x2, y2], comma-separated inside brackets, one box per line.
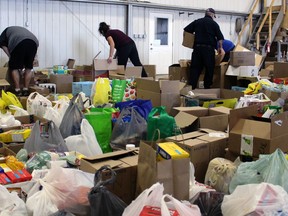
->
[0, 0, 251, 69]
[0, 0, 127, 68]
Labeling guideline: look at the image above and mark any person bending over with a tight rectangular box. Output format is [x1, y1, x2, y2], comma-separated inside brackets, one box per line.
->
[98, 22, 147, 77]
[0, 26, 39, 96]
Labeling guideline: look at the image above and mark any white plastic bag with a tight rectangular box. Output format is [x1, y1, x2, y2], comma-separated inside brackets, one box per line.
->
[9, 105, 29, 117]
[222, 183, 288, 216]
[0, 185, 28, 216]
[123, 183, 164, 216]
[204, 157, 237, 194]
[64, 119, 103, 157]
[161, 194, 201, 216]
[27, 92, 52, 117]
[26, 166, 94, 215]
[0, 111, 21, 128]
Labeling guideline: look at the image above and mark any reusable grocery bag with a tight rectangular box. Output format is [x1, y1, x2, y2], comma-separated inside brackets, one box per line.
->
[115, 99, 153, 120]
[147, 106, 178, 141]
[24, 120, 68, 153]
[85, 108, 113, 153]
[122, 78, 137, 101]
[59, 94, 84, 139]
[88, 165, 127, 216]
[136, 139, 190, 200]
[110, 107, 147, 150]
[111, 79, 126, 103]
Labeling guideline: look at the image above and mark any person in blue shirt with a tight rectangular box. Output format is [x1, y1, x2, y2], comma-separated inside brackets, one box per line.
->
[219, 39, 235, 62]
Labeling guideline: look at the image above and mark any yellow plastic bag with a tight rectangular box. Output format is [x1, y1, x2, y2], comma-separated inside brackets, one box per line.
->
[243, 82, 262, 95]
[1, 90, 23, 108]
[0, 98, 7, 111]
[93, 78, 111, 106]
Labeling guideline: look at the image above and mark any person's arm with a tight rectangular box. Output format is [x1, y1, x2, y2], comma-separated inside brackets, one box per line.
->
[1, 46, 10, 58]
[217, 39, 223, 54]
[106, 36, 115, 63]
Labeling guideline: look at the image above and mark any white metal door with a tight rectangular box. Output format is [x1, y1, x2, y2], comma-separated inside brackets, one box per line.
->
[149, 13, 173, 75]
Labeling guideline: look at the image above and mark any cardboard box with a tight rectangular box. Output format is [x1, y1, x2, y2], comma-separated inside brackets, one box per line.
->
[80, 149, 138, 204]
[226, 65, 260, 77]
[173, 106, 230, 132]
[228, 105, 288, 157]
[198, 63, 229, 88]
[182, 31, 195, 49]
[29, 85, 50, 96]
[143, 65, 156, 79]
[136, 78, 183, 114]
[231, 44, 263, 67]
[0, 67, 10, 87]
[50, 74, 73, 93]
[0, 147, 16, 157]
[273, 62, 288, 78]
[230, 51, 255, 66]
[169, 64, 190, 83]
[167, 129, 228, 183]
[93, 52, 117, 71]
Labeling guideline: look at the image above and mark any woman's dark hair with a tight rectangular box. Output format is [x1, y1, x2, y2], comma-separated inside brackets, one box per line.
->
[99, 22, 110, 36]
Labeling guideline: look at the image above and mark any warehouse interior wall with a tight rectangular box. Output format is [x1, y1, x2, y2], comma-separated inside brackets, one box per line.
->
[0, 0, 251, 70]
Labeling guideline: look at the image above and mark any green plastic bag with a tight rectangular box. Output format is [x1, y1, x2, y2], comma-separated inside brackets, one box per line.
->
[112, 79, 126, 103]
[85, 108, 114, 153]
[147, 106, 178, 141]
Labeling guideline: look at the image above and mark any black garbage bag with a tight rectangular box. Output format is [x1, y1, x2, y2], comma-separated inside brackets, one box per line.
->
[191, 191, 225, 216]
[88, 165, 127, 216]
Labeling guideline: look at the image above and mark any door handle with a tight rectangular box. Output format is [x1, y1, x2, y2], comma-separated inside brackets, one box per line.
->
[150, 48, 153, 50]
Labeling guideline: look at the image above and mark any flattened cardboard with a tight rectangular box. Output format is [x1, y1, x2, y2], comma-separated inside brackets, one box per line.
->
[274, 62, 288, 78]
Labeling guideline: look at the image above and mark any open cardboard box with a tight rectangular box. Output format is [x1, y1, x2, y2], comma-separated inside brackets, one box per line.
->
[226, 44, 264, 77]
[93, 51, 117, 71]
[136, 78, 185, 114]
[80, 149, 138, 204]
[228, 105, 288, 157]
[173, 106, 231, 132]
[166, 128, 228, 183]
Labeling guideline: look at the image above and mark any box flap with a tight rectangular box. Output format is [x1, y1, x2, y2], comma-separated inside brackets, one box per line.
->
[230, 119, 271, 139]
[229, 105, 258, 131]
[159, 80, 179, 93]
[83, 149, 137, 161]
[198, 131, 228, 142]
[199, 114, 228, 132]
[220, 89, 244, 99]
[136, 78, 160, 92]
[125, 66, 142, 78]
[0, 67, 8, 79]
[120, 155, 138, 166]
[174, 111, 198, 128]
[174, 106, 208, 117]
[209, 107, 231, 115]
[166, 130, 206, 141]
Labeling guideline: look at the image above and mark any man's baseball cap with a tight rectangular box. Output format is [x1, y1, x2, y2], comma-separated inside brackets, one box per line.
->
[206, 8, 216, 18]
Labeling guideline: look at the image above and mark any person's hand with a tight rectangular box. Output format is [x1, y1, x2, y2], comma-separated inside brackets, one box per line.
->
[107, 57, 112, 64]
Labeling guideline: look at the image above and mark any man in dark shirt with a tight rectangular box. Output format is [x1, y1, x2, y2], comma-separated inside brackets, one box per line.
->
[98, 22, 147, 77]
[184, 8, 224, 89]
[0, 26, 38, 96]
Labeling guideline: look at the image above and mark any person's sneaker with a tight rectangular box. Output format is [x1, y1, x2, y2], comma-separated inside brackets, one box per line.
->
[22, 90, 30, 97]
[14, 89, 23, 97]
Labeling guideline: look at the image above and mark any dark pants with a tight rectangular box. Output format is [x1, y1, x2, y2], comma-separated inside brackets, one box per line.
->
[117, 41, 147, 77]
[222, 45, 235, 62]
[189, 45, 215, 89]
